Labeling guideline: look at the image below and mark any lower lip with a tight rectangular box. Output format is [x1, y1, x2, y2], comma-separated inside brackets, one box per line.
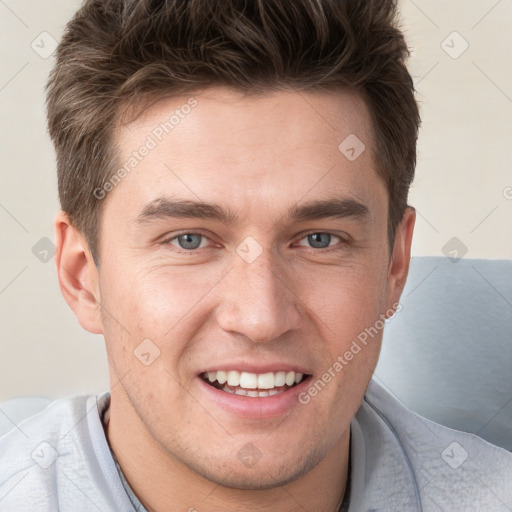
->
[196, 376, 311, 419]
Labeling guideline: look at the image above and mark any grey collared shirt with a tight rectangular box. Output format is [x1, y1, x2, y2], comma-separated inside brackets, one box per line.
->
[1, 380, 511, 511]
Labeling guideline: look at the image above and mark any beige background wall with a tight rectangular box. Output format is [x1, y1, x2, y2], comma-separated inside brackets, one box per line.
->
[1, 0, 511, 401]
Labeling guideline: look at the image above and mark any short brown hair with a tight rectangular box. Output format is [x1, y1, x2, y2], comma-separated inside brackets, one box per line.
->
[46, 0, 420, 262]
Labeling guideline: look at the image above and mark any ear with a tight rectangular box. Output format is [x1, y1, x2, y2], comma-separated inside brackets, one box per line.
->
[385, 206, 416, 314]
[54, 211, 103, 334]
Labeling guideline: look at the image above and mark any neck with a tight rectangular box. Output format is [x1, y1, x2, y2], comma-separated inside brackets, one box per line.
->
[104, 394, 350, 512]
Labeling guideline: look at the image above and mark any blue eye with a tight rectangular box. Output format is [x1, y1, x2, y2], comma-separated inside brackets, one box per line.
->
[308, 233, 332, 249]
[298, 233, 342, 249]
[165, 231, 345, 254]
[170, 233, 205, 250]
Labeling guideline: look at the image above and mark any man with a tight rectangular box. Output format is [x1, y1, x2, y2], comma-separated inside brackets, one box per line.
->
[1, 0, 511, 511]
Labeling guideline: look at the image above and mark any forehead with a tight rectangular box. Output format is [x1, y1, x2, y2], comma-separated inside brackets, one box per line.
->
[120, 86, 374, 155]
[110, 86, 384, 223]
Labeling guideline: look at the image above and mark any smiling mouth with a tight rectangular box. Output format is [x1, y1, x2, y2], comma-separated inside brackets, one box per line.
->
[200, 370, 310, 397]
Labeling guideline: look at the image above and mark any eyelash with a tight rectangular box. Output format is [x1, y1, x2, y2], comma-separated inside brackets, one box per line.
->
[164, 231, 348, 254]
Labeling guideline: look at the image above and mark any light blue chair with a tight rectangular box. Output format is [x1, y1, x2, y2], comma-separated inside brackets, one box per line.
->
[375, 256, 512, 451]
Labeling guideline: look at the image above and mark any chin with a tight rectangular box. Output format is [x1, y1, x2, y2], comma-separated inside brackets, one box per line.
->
[184, 444, 324, 491]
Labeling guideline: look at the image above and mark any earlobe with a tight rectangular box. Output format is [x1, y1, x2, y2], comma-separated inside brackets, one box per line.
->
[386, 207, 416, 312]
[54, 211, 103, 334]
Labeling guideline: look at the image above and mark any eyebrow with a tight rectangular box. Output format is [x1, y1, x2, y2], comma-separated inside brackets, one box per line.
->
[136, 196, 370, 225]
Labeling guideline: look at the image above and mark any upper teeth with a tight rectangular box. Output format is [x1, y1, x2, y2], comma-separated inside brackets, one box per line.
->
[206, 370, 304, 389]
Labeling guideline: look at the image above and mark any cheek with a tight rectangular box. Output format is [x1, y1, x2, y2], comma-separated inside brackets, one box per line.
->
[100, 264, 224, 365]
[301, 268, 386, 421]
[104, 263, 209, 329]
[301, 262, 388, 341]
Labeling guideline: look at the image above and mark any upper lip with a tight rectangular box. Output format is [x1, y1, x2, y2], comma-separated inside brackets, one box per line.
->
[199, 362, 312, 376]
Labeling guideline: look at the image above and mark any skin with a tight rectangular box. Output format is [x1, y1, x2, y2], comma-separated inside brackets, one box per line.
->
[55, 86, 415, 512]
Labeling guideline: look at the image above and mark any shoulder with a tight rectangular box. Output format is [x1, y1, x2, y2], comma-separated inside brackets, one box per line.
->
[0, 392, 131, 512]
[355, 379, 512, 510]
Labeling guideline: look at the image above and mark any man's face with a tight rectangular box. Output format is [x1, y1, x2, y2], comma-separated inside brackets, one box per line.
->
[95, 87, 402, 488]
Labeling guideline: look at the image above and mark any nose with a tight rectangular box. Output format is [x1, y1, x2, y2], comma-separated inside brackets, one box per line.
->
[215, 249, 303, 343]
